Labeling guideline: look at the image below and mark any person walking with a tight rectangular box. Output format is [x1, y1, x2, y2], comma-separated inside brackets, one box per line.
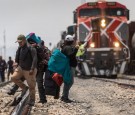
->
[61, 35, 79, 103]
[7, 56, 14, 81]
[27, 37, 49, 104]
[0, 56, 7, 82]
[11, 34, 37, 106]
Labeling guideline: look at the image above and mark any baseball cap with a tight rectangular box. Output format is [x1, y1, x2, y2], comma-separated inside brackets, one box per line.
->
[15, 34, 26, 43]
[65, 35, 74, 41]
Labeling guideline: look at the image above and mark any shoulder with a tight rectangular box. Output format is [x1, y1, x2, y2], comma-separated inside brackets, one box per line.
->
[28, 46, 36, 51]
[2, 60, 6, 63]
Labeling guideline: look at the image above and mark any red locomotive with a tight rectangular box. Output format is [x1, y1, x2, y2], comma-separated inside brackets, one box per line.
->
[69, 1, 130, 77]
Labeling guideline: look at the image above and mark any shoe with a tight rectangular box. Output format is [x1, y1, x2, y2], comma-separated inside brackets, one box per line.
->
[7, 90, 16, 95]
[27, 99, 35, 106]
[9, 98, 18, 106]
[38, 100, 47, 104]
[9, 96, 22, 106]
[77, 73, 81, 76]
[61, 97, 73, 103]
[54, 93, 60, 99]
[21, 86, 29, 97]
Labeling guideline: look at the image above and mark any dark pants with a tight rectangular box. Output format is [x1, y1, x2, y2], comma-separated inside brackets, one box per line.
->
[36, 71, 46, 101]
[7, 69, 14, 80]
[62, 67, 75, 99]
[0, 71, 5, 82]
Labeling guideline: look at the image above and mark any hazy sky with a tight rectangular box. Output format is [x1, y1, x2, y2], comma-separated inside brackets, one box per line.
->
[0, 0, 134, 59]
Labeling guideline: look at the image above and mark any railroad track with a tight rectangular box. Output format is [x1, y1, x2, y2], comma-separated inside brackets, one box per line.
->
[0, 82, 32, 115]
[10, 91, 31, 115]
[93, 76, 135, 90]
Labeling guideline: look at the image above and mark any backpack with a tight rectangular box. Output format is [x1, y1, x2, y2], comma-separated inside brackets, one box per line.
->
[16, 45, 49, 72]
[31, 46, 50, 72]
[35, 46, 49, 71]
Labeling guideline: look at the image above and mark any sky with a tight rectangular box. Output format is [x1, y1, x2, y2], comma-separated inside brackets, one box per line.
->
[0, 0, 134, 60]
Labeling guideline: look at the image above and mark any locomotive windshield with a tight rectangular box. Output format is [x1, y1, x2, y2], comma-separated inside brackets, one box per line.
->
[79, 8, 101, 17]
[105, 8, 125, 16]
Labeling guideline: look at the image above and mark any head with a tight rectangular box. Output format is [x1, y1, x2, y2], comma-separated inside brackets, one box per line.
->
[9, 56, 11, 60]
[16, 34, 27, 47]
[65, 35, 74, 45]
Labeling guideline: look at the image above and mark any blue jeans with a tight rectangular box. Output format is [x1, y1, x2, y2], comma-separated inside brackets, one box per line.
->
[62, 67, 75, 99]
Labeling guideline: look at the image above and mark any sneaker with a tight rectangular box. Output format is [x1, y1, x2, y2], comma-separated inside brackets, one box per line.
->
[9, 98, 18, 106]
[20, 86, 29, 97]
[54, 93, 60, 99]
[27, 99, 35, 106]
[7, 90, 16, 95]
[77, 73, 81, 76]
[38, 100, 47, 104]
[9, 96, 22, 106]
[61, 97, 73, 103]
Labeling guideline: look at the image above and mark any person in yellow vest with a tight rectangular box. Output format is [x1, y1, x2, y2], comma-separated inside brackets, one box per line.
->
[76, 41, 88, 76]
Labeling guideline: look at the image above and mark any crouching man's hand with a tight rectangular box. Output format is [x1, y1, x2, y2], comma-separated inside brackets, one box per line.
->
[29, 69, 34, 75]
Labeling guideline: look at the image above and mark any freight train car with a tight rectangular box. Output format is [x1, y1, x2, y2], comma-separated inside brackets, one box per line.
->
[68, 1, 130, 77]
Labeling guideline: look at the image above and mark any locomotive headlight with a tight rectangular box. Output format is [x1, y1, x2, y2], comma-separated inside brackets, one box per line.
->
[101, 19, 106, 28]
[114, 42, 120, 47]
[90, 42, 95, 48]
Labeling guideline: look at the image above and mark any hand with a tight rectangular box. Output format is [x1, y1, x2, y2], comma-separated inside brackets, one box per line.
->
[29, 69, 34, 75]
[75, 45, 79, 49]
[13, 62, 18, 67]
[13, 63, 18, 69]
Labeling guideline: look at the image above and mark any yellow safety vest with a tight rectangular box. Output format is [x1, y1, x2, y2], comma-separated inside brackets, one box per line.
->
[76, 44, 85, 57]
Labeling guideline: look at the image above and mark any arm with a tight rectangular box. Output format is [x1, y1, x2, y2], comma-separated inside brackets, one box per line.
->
[62, 46, 78, 58]
[30, 47, 37, 70]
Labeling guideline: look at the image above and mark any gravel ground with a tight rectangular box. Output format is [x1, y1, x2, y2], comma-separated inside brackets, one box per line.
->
[31, 77, 135, 115]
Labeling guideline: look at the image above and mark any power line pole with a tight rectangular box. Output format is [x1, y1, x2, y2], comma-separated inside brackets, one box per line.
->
[3, 30, 6, 60]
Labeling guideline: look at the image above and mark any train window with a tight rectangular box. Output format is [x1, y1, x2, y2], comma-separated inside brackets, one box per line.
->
[105, 8, 125, 16]
[79, 8, 101, 17]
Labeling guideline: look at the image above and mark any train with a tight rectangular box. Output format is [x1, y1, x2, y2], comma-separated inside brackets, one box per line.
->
[58, 1, 135, 78]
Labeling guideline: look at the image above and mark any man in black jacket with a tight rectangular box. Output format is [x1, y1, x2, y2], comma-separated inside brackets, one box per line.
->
[61, 35, 78, 103]
[11, 34, 37, 106]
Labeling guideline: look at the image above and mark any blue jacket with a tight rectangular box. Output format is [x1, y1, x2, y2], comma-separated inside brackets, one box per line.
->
[48, 49, 72, 84]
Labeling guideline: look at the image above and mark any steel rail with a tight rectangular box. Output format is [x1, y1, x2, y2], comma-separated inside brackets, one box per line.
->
[11, 91, 29, 115]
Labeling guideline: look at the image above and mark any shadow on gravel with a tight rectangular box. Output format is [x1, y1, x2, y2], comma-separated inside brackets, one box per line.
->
[94, 75, 117, 79]
[76, 75, 117, 79]
[75, 75, 92, 79]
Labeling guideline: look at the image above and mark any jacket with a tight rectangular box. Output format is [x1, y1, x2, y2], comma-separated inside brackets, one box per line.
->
[48, 49, 72, 85]
[15, 44, 37, 70]
[61, 45, 78, 67]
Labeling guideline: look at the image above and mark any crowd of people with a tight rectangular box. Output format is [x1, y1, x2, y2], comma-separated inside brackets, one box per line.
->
[0, 33, 86, 107]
